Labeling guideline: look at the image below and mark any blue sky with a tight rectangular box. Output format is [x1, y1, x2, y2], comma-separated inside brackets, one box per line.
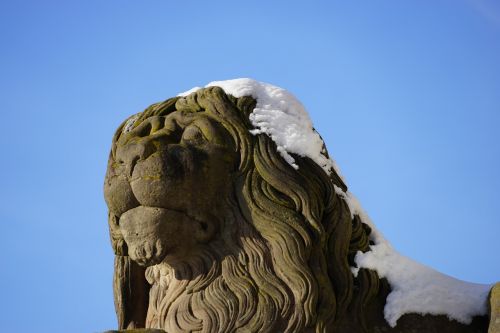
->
[0, 1, 499, 332]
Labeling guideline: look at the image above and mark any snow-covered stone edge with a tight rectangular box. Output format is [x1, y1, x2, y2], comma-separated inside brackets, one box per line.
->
[334, 186, 492, 327]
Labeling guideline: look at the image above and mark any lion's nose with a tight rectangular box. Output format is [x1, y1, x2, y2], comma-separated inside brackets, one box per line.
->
[116, 142, 156, 177]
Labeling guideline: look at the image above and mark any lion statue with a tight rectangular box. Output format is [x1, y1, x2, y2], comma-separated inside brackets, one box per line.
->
[104, 80, 493, 333]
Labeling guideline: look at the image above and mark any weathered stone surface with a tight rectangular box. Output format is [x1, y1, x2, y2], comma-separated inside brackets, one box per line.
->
[104, 86, 493, 332]
[490, 283, 500, 333]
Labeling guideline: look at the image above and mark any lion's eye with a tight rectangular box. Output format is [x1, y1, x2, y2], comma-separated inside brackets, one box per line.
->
[181, 126, 206, 145]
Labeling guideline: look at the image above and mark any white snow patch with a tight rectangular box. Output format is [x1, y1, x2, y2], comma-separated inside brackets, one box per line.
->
[355, 241, 491, 327]
[179, 78, 343, 178]
[180, 79, 492, 327]
[178, 86, 201, 97]
[334, 185, 492, 327]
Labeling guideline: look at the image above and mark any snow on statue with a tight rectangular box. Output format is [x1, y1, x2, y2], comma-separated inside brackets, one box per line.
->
[104, 78, 498, 333]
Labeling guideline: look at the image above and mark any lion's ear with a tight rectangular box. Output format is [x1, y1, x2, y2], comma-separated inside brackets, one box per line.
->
[193, 220, 216, 243]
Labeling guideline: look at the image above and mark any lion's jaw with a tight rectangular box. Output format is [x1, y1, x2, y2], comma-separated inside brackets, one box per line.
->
[119, 206, 204, 266]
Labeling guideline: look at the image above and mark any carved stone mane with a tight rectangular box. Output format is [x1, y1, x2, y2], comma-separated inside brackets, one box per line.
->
[104, 86, 491, 332]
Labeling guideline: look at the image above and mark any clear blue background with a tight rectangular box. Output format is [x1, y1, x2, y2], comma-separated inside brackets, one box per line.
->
[1, 1, 498, 332]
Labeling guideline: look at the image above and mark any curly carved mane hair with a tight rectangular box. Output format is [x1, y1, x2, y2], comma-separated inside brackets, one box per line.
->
[110, 87, 382, 333]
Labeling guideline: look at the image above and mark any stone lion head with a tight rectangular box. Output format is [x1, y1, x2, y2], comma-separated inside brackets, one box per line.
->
[104, 86, 381, 332]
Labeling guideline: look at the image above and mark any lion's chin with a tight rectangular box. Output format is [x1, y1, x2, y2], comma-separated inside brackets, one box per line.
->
[128, 239, 167, 267]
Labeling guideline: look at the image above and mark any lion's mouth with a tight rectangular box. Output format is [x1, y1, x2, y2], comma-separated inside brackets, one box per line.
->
[118, 206, 177, 266]
[118, 205, 214, 266]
